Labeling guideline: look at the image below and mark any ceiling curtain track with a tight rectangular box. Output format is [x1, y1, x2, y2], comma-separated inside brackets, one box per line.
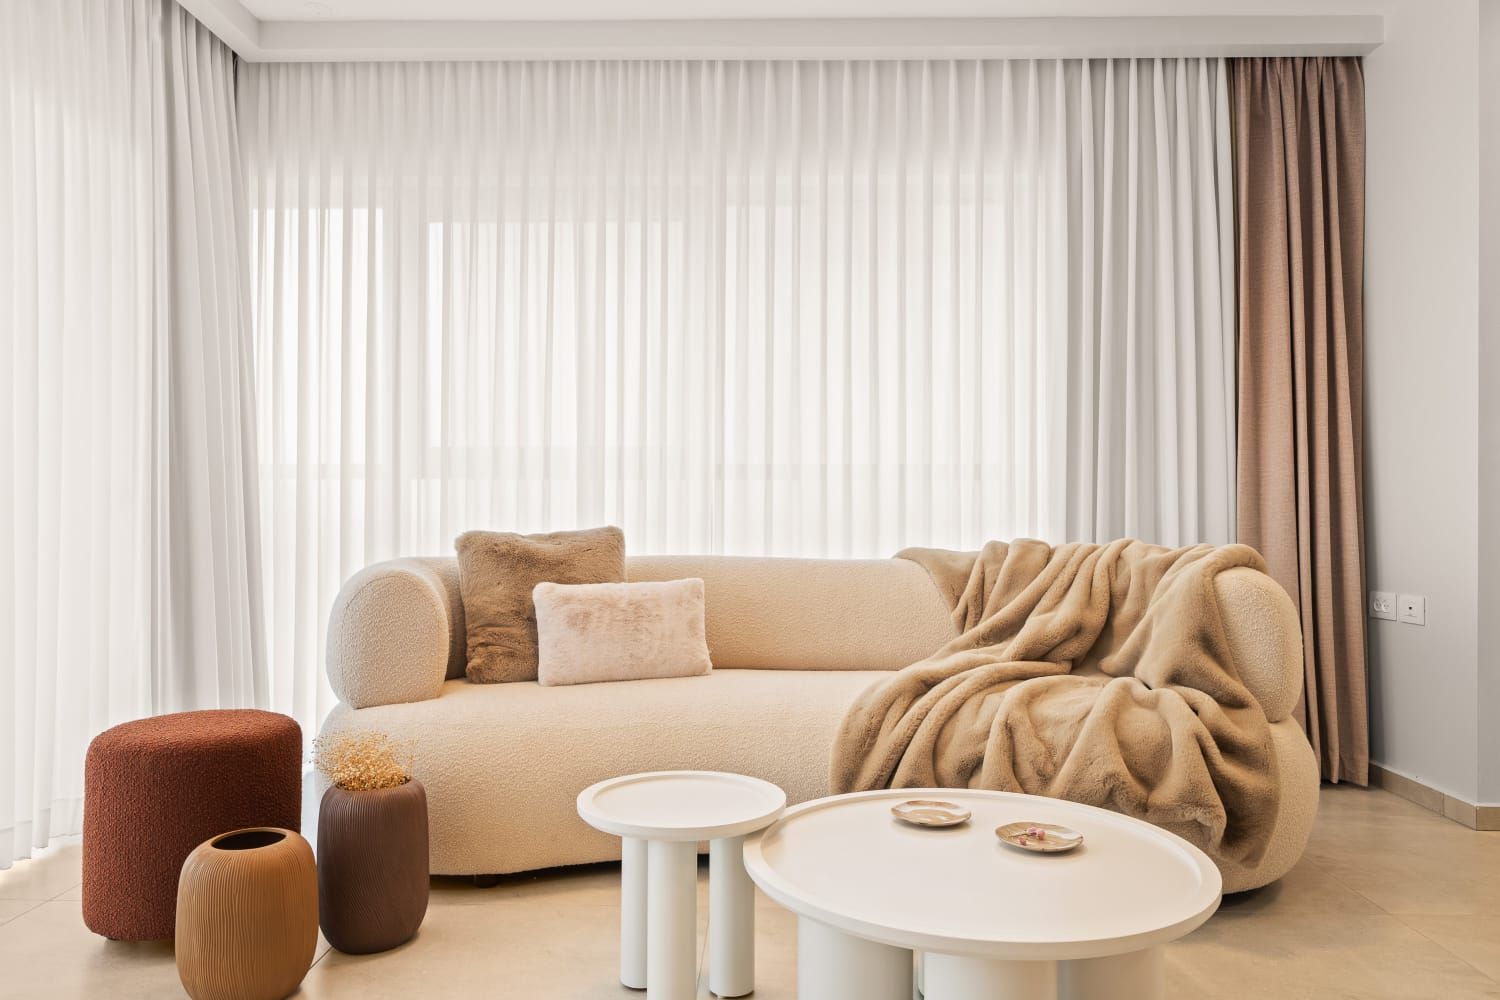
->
[1232, 56, 1368, 785]
[0, 0, 264, 868]
[240, 58, 1236, 733]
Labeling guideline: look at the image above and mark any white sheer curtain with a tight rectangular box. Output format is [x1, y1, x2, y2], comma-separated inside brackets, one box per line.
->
[241, 58, 1234, 731]
[156, 2, 266, 714]
[0, 0, 263, 868]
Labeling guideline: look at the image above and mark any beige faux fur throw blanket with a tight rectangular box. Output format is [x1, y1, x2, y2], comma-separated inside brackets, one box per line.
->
[831, 538, 1280, 868]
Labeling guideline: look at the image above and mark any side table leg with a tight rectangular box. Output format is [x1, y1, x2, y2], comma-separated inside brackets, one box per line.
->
[923, 953, 1057, 999]
[798, 916, 912, 1000]
[1059, 946, 1164, 1000]
[709, 835, 754, 997]
[647, 839, 698, 1000]
[621, 836, 648, 989]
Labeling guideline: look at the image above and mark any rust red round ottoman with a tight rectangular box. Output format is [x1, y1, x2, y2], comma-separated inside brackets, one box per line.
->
[82, 709, 302, 941]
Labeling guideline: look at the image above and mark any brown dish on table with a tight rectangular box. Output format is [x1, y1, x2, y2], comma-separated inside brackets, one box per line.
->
[891, 799, 972, 828]
[995, 821, 1084, 853]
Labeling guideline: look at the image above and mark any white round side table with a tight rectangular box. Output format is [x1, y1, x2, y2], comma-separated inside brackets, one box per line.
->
[577, 771, 787, 1000]
[743, 788, 1222, 1000]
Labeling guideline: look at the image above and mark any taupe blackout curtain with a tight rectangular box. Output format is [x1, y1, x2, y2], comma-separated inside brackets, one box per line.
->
[1232, 57, 1367, 784]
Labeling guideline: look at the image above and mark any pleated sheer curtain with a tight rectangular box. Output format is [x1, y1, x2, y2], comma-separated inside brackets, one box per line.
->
[242, 57, 1235, 732]
[1, 0, 263, 867]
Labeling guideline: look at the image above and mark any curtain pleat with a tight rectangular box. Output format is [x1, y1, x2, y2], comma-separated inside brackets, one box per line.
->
[156, 5, 266, 714]
[1233, 57, 1368, 784]
[1, 0, 262, 868]
[241, 58, 1236, 734]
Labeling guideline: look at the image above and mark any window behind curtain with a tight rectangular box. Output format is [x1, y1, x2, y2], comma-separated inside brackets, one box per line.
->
[240, 58, 1234, 727]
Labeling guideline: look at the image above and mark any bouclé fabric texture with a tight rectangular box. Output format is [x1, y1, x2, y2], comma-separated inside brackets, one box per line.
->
[534, 578, 712, 686]
[456, 526, 626, 683]
[322, 550, 1317, 891]
[82, 710, 302, 940]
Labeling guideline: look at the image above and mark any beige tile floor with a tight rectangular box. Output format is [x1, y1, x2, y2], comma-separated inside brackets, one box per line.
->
[3, 784, 1498, 999]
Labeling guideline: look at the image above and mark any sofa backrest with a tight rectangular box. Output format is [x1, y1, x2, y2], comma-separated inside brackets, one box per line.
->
[420, 554, 958, 677]
[336, 552, 1299, 721]
[627, 555, 959, 670]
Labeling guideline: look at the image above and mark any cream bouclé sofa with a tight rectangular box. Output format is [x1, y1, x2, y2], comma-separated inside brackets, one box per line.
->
[320, 554, 1319, 893]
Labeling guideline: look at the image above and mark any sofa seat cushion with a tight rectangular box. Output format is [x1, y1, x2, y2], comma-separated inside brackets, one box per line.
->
[319, 669, 888, 876]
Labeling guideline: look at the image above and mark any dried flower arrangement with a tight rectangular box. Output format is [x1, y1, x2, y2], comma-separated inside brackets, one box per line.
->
[313, 730, 414, 791]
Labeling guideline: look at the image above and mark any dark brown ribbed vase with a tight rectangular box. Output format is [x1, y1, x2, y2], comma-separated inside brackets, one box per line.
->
[317, 780, 429, 954]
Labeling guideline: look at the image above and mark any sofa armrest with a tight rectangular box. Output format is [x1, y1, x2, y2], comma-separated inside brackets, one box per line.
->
[326, 558, 456, 709]
[1214, 566, 1304, 723]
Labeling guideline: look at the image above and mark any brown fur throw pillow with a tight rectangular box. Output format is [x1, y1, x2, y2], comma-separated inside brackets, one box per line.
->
[455, 527, 626, 683]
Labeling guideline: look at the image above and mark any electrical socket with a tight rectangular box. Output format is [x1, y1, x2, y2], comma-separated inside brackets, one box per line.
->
[1397, 594, 1427, 626]
[1369, 591, 1396, 621]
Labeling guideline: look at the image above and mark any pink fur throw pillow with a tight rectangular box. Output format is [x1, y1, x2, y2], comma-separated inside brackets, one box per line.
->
[532, 578, 712, 687]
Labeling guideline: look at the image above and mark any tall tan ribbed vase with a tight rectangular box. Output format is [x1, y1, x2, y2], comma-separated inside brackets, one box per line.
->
[318, 779, 429, 953]
[175, 828, 318, 1000]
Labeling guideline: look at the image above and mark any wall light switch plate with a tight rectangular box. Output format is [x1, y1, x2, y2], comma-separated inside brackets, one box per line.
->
[1370, 591, 1396, 621]
[1397, 594, 1427, 626]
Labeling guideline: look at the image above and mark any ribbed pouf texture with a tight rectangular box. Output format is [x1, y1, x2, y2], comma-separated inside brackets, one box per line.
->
[176, 828, 319, 1000]
[82, 709, 302, 941]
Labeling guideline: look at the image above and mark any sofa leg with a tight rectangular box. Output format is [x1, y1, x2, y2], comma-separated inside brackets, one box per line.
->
[472, 874, 501, 888]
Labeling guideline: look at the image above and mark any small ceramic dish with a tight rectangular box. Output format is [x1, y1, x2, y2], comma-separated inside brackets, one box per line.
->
[891, 799, 972, 828]
[996, 821, 1084, 853]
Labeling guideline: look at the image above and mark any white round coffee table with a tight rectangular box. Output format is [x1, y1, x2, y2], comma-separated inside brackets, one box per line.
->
[578, 771, 787, 1000]
[743, 788, 1221, 1000]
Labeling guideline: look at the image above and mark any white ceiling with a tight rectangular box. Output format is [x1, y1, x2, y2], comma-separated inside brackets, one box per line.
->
[240, 0, 1387, 21]
[180, 0, 1387, 62]
[246, 0, 1059, 18]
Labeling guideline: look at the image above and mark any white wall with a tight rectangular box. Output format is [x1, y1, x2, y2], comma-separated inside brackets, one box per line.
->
[1363, 0, 1485, 802]
[1476, 0, 1500, 804]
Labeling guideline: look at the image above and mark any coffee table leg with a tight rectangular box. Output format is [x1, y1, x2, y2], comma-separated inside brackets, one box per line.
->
[798, 917, 912, 1000]
[621, 836, 648, 989]
[709, 835, 753, 997]
[923, 953, 1057, 999]
[647, 839, 698, 1000]
[1059, 946, 1164, 1000]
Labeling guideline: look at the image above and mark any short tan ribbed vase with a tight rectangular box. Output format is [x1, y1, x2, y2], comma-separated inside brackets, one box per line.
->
[175, 828, 318, 1000]
[318, 779, 429, 954]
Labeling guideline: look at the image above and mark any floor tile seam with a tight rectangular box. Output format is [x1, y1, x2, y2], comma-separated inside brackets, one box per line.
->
[1387, 911, 1500, 988]
[0, 899, 44, 928]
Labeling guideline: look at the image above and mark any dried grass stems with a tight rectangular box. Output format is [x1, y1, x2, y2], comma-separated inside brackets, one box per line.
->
[314, 730, 414, 791]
